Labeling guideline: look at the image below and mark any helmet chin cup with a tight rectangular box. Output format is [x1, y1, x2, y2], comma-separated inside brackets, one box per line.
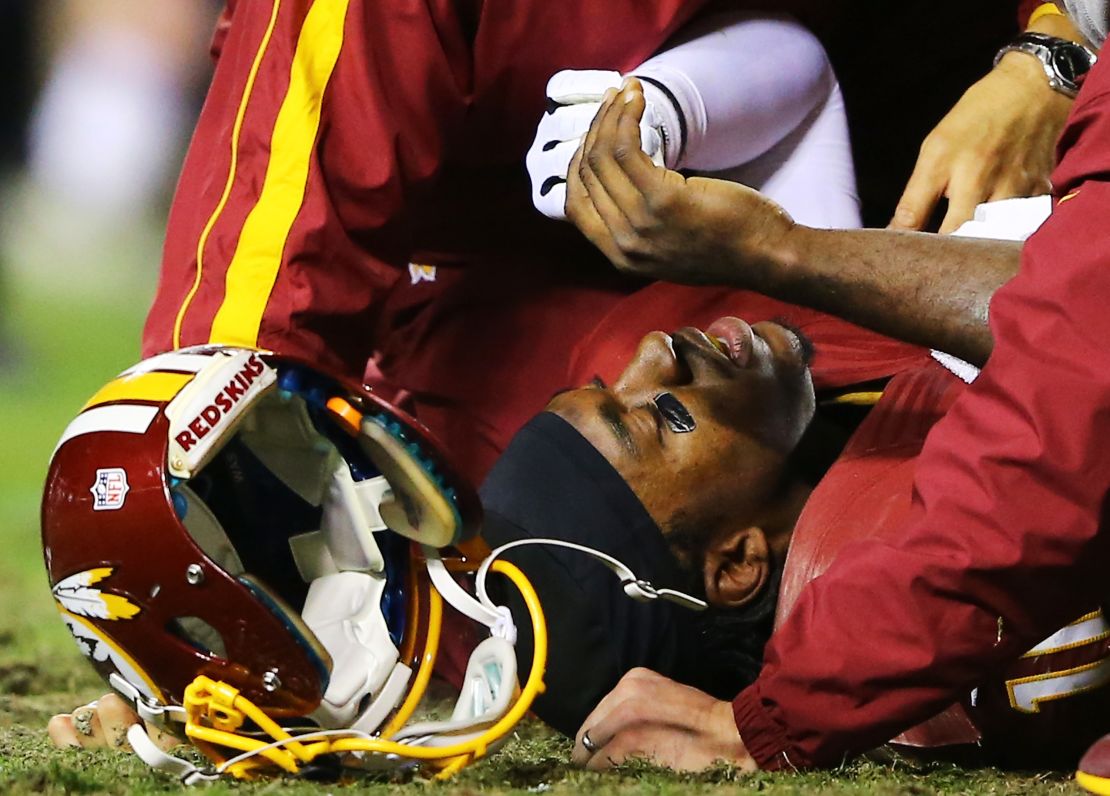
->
[301, 571, 408, 730]
[393, 636, 517, 743]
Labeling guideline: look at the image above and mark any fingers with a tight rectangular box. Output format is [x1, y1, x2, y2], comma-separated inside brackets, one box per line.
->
[573, 84, 661, 243]
[573, 669, 754, 774]
[937, 155, 1014, 233]
[532, 87, 656, 223]
[529, 69, 623, 221]
[146, 722, 184, 752]
[573, 668, 661, 766]
[577, 700, 643, 770]
[567, 88, 640, 261]
[889, 152, 946, 231]
[49, 701, 107, 749]
[566, 78, 679, 271]
[579, 86, 621, 167]
[566, 92, 633, 263]
[598, 81, 669, 196]
[96, 693, 141, 749]
[565, 145, 619, 262]
[575, 668, 715, 772]
[47, 693, 151, 752]
[48, 714, 82, 748]
[584, 89, 652, 227]
[892, 149, 1002, 234]
[938, 187, 982, 235]
[987, 172, 1052, 204]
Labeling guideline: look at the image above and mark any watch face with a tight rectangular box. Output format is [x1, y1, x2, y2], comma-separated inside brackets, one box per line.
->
[1052, 44, 1094, 85]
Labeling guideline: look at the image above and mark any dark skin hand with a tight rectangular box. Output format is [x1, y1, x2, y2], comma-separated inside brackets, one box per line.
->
[567, 81, 1024, 367]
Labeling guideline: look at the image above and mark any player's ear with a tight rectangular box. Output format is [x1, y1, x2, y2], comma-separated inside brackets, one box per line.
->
[702, 526, 769, 609]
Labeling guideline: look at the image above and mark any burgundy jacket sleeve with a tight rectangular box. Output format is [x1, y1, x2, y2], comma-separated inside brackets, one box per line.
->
[732, 60, 1110, 770]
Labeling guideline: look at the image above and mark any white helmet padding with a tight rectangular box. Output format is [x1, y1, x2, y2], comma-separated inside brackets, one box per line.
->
[301, 571, 409, 730]
[320, 463, 390, 574]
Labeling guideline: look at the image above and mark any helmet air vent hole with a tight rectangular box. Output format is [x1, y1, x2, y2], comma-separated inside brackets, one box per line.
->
[167, 616, 228, 659]
[357, 692, 374, 715]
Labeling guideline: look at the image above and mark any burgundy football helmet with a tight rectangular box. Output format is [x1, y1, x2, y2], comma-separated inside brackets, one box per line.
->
[41, 346, 547, 781]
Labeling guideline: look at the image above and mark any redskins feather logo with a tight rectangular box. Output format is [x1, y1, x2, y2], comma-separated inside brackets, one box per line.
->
[51, 568, 141, 621]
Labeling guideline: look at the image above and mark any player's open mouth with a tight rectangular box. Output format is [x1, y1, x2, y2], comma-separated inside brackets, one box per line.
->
[705, 317, 757, 368]
[671, 326, 746, 377]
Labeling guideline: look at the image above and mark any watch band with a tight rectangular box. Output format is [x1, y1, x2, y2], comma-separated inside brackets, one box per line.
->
[995, 32, 1098, 98]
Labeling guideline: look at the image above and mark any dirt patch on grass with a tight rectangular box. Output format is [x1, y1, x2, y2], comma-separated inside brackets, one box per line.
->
[0, 662, 38, 695]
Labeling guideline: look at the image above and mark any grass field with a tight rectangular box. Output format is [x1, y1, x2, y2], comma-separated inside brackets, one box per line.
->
[0, 278, 1092, 795]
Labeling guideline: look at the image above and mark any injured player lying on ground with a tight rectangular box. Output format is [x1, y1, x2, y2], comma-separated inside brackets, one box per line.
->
[480, 315, 1110, 775]
[44, 317, 1110, 782]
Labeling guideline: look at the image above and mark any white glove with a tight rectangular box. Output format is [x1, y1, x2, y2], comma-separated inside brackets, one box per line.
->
[526, 70, 668, 221]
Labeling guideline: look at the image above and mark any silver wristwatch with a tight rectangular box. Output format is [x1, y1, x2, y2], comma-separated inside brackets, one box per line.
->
[994, 32, 1098, 98]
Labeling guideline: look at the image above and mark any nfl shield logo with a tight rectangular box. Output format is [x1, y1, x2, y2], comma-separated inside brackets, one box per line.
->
[90, 468, 130, 511]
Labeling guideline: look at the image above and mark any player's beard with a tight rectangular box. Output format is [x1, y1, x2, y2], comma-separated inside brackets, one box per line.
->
[1063, 0, 1109, 47]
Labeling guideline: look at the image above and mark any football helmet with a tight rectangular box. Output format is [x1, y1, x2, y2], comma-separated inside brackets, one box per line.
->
[41, 345, 548, 781]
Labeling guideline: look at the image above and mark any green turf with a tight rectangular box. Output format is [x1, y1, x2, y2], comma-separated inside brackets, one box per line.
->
[0, 284, 1091, 794]
[0, 284, 145, 682]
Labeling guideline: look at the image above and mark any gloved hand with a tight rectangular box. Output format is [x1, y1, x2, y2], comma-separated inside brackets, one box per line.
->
[527, 70, 670, 220]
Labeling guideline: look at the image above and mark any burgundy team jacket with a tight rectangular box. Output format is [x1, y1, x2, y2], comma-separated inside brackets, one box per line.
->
[733, 54, 1110, 771]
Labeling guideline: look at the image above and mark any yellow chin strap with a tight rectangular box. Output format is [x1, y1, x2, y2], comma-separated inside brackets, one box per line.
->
[181, 560, 546, 780]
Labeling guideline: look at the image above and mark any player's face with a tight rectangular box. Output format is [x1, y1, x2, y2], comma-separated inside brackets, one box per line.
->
[547, 317, 816, 532]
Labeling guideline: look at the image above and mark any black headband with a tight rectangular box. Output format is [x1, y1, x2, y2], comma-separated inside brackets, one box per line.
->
[479, 412, 699, 735]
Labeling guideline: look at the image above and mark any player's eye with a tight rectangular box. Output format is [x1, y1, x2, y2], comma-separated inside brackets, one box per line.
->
[653, 392, 695, 433]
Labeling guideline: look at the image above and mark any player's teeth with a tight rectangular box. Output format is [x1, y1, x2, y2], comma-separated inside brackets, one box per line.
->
[709, 335, 728, 354]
